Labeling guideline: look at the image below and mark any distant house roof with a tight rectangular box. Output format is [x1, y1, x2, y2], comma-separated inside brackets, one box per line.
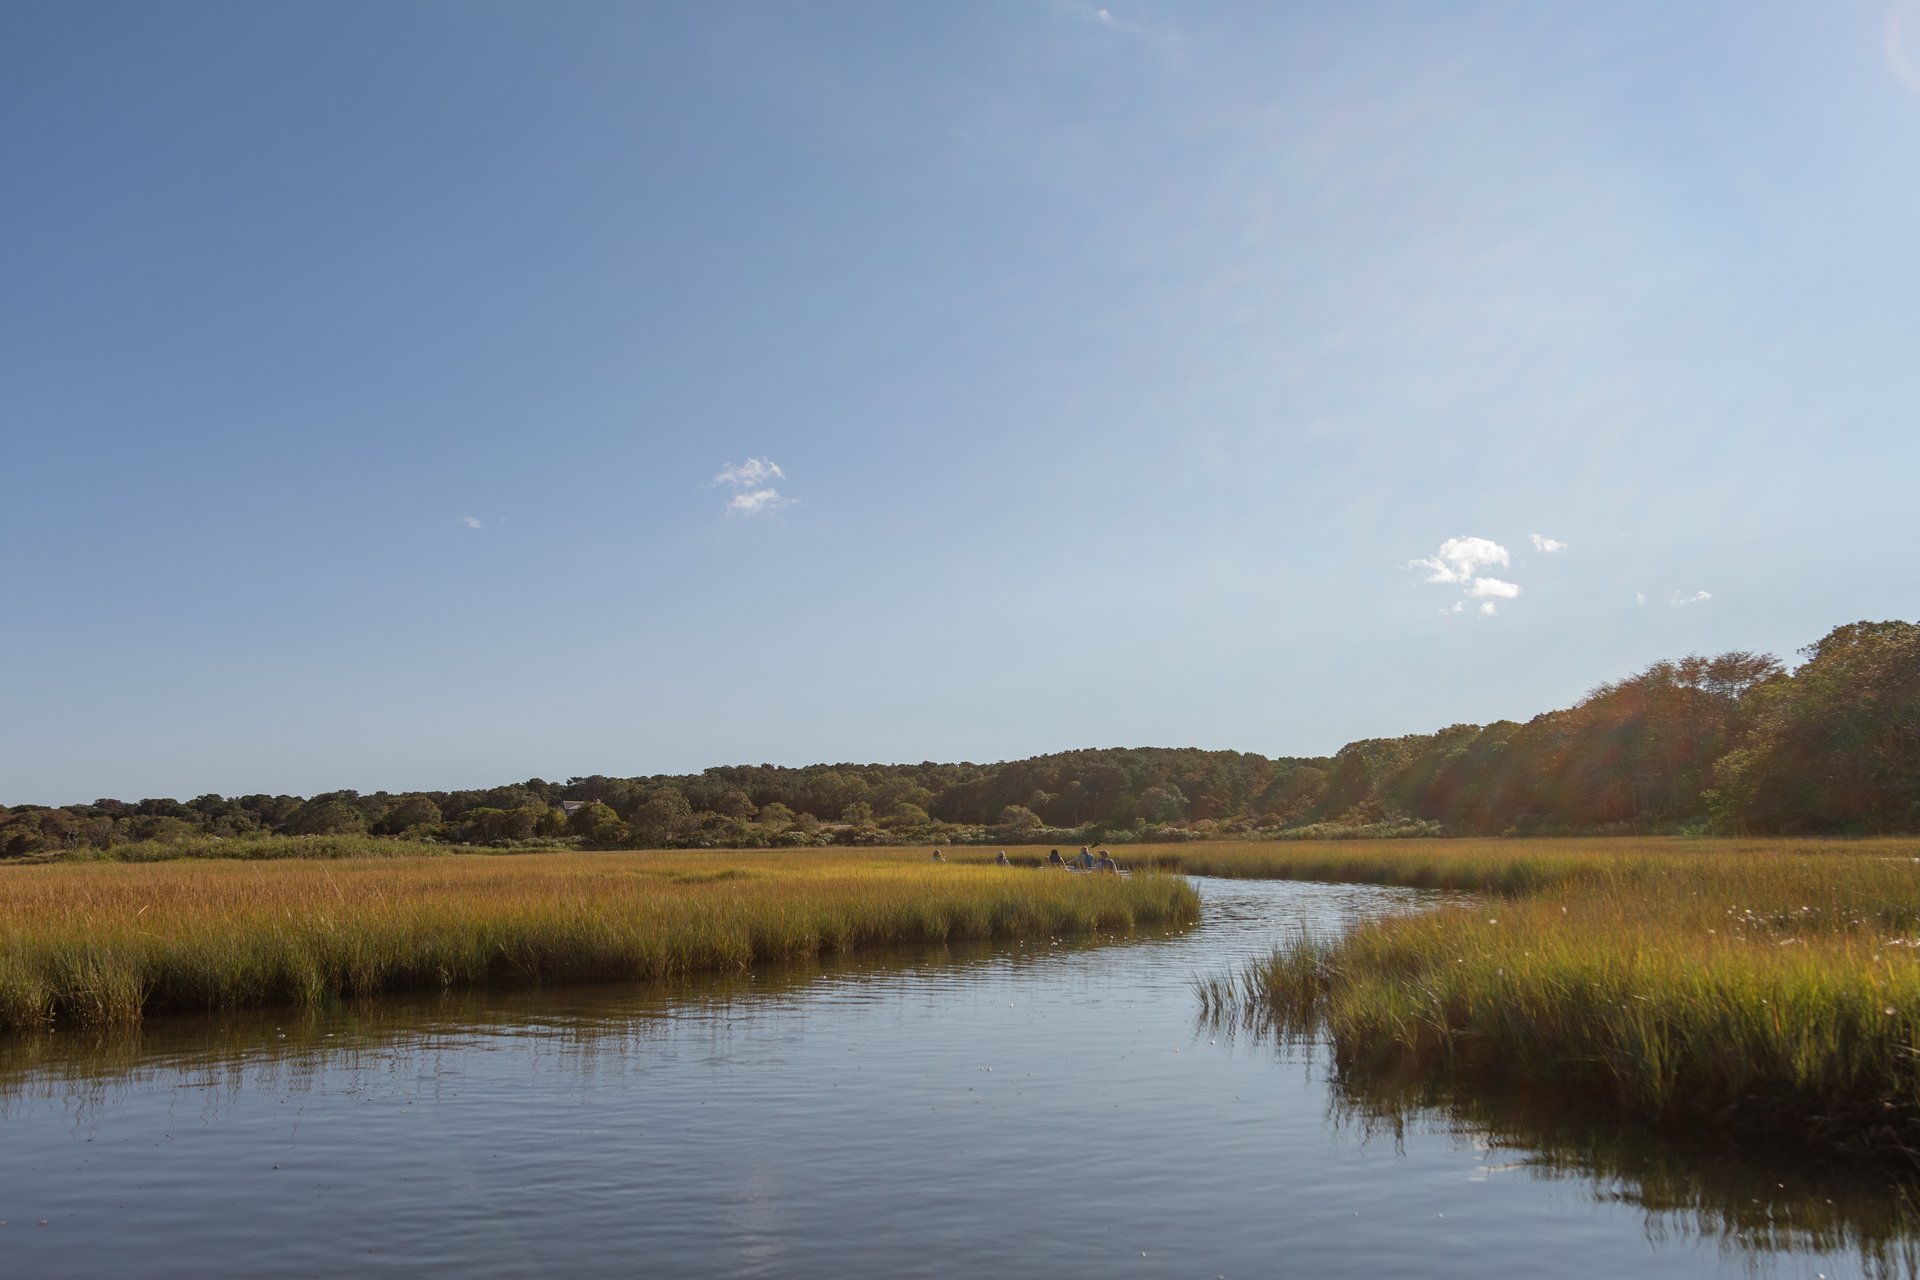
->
[559, 800, 591, 814]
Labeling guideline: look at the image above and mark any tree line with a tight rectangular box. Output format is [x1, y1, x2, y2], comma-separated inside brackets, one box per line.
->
[3, 618, 1915, 856]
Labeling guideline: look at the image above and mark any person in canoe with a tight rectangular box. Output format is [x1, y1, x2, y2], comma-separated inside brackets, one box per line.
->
[929, 849, 945, 862]
[1077, 847, 1097, 870]
[994, 850, 1011, 866]
[1095, 850, 1119, 872]
[1047, 849, 1066, 868]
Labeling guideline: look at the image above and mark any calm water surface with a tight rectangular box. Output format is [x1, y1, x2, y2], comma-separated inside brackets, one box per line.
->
[1, 877, 1913, 1278]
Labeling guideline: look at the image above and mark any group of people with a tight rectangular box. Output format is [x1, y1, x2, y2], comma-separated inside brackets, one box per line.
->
[1049, 846, 1120, 872]
[929, 847, 1120, 872]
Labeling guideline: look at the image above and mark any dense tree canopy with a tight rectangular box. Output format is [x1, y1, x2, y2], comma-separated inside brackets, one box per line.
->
[4, 619, 1914, 857]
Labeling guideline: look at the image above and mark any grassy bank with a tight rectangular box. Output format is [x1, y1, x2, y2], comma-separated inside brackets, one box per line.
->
[0, 848, 1197, 1034]
[8, 834, 471, 863]
[1102, 835, 1920, 892]
[1188, 837, 1920, 1164]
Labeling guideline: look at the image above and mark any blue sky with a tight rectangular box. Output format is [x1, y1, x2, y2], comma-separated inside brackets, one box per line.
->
[5, 1, 1918, 803]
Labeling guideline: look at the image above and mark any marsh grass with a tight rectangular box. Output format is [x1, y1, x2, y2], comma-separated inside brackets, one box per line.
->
[27, 834, 470, 863]
[1189, 837, 1920, 1163]
[1109, 835, 1920, 893]
[0, 848, 1196, 1034]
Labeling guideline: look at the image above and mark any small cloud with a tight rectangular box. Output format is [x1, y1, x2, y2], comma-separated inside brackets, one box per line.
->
[713, 457, 797, 516]
[1060, 0, 1152, 36]
[1413, 536, 1521, 617]
[727, 488, 795, 516]
[1635, 592, 1647, 606]
[1529, 534, 1566, 553]
[713, 457, 785, 489]
[1410, 536, 1510, 585]
[714, 454, 787, 485]
[1673, 590, 1712, 607]
[460, 516, 483, 530]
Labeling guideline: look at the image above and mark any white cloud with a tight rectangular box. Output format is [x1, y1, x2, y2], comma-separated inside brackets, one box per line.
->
[1057, 0, 1154, 36]
[460, 515, 483, 530]
[1410, 536, 1510, 585]
[727, 488, 795, 516]
[1635, 592, 1647, 606]
[1673, 590, 1712, 606]
[713, 457, 785, 488]
[1415, 536, 1525, 618]
[713, 458, 797, 515]
[1529, 533, 1566, 553]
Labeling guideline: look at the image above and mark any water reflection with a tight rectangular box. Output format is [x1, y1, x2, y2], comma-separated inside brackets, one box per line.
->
[0, 930, 1141, 1118]
[1203, 997, 1920, 1278]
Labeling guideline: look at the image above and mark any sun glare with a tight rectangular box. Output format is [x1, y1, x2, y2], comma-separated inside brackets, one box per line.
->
[1887, 0, 1920, 94]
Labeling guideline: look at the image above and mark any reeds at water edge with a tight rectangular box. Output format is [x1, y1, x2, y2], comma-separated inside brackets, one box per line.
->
[0, 849, 1199, 1034]
[1187, 837, 1920, 1165]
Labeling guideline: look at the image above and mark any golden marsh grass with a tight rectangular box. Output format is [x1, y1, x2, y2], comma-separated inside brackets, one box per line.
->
[0, 848, 1197, 1034]
[1184, 837, 1920, 1160]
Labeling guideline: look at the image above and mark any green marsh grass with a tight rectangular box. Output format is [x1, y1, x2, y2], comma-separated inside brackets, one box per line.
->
[0, 848, 1197, 1034]
[1183, 837, 1920, 1163]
